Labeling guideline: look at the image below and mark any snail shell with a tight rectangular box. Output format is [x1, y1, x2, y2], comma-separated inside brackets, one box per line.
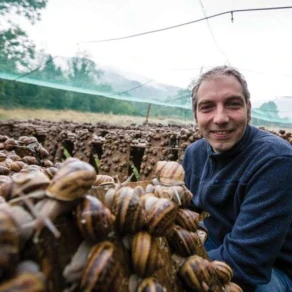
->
[175, 209, 200, 232]
[46, 158, 96, 201]
[0, 272, 46, 291]
[178, 255, 216, 291]
[167, 225, 203, 257]
[8, 171, 50, 200]
[93, 175, 115, 187]
[212, 260, 233, 284]
[223, 282, 243, 292]
[137, 277, 167, 292]
[0, 152, 7, 162]
[43, 167, 59, 179]
[76, 195, 115, 242]
[154, 185, 190, 206]
[147, 198, 177, 236]
[112, 187, 146, 235]
[10, 161, 27, 172]
[22, 156, 39, 165]
[81, 241, 122, 292]
[0, 207, 20, 275]
[0, 164, 9, 175]
[7, 154, 21, 161]
[155, 161, 185, 186]
[131, 231, 164, 277]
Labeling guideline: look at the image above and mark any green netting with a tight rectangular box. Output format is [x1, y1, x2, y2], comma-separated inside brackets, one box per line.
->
[1, 1, 292, 128]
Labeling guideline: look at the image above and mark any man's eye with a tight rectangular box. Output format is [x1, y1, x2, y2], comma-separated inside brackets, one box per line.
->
[199, 105, 213, 111]
[227, 102, 242, 108]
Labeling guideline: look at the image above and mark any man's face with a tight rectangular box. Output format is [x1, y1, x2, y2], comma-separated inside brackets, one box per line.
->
[196, 75, 251, 153]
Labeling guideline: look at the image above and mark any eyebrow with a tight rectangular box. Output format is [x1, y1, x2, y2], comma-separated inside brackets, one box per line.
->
[197, 95, 244, 105]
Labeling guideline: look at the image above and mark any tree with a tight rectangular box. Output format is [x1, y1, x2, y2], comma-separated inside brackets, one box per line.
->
[0, 0, 48, 70]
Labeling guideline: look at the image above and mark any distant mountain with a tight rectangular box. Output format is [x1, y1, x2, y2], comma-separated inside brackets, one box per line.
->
[51, 55, 183, 102]
[96, 64, 182, 100]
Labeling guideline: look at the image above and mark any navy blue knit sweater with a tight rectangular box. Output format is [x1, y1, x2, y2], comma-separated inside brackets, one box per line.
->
[182, 125, 292, 291]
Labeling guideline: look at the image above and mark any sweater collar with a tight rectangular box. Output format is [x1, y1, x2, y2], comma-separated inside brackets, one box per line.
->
[207, 124, 252, 159]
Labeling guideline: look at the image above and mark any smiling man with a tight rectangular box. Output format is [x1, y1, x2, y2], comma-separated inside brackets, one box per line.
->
[182, 66, 292, 291]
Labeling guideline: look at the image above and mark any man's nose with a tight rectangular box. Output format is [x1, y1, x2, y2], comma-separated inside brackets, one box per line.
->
[213, 107, 229, 124]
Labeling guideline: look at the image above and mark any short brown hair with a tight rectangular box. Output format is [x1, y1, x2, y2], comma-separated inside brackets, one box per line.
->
[192, 66, 251, 119]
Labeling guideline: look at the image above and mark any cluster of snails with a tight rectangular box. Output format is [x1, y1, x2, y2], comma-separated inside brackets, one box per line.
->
[0, 134, 242, 291]
[0, 155, 97, 291]
[60, 161, 242, 292]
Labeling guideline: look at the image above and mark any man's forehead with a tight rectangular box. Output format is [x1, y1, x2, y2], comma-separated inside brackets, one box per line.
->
[197, 75, 244, 99]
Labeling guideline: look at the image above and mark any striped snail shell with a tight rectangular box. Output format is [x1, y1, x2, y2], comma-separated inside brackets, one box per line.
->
[8, 171, 50, 200]
[154, 185, 191, 206]
[155, 161, 185, 186]
[178, 255, 217, 291]
[75, 195, 115, 242]
[112, 187, 146, 235]
[175, 208, 200, 232]
[0, 207, 20, 275]
[131, 231, 164, 277]
[43, 166, 59, 179]
[137, 277, 167, 292]
[10, 161, 27, 172]
[93, 175, 115, 187]
[167, 225, 203, 257]
[46, 158, 96, 201]
[147, 198, 177, 237]
[212, 260, 233, 284]
[223, 282, 243, 292]
[81, 241, 122, 292]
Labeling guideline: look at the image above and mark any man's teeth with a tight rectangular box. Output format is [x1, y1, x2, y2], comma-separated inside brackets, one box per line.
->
[214, 131, 230, 134]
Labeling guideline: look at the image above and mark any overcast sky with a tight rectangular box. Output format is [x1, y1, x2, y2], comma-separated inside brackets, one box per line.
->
[23, 0, 292, 107]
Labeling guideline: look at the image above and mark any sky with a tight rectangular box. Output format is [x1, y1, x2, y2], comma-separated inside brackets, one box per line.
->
[20, 0, 292, 108]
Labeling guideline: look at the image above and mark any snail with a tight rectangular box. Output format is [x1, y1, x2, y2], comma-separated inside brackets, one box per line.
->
[178, 255, 225, 292]
[63, 240, 92, 284]
[223, 281, 243, 292]
[111, 187, 146, 235]
[154, 185, 193, 206]
[212, 260, 233, 284]
[167, 225, 208, 258]
[75, 195, 115, 242]
[0, 207, 20, 278]
[175, 208, 200, 232]
[9, 158, 96, 242]
[80, 241, 123, 292]
[0, 260, 46, 291]
[131, 231, 164, 277]
[137, 277, 167, 292]
[154, 161, 185, 186]
[146, 197, 177, 237]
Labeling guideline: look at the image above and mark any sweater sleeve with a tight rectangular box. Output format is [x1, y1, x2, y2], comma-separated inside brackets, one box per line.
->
[208, 156, 292, 291]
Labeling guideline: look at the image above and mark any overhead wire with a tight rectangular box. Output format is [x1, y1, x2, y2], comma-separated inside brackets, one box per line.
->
[197, 0, 230, 64]
[77, 5, 292, 44]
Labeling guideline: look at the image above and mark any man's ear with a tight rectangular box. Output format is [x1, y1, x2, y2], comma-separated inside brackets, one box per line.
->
[247, 100, 252, 122]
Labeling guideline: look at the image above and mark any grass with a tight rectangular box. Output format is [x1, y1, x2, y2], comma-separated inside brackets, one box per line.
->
[0, 108, 193, 127]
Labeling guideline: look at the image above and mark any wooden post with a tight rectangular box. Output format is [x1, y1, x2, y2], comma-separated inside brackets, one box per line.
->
[145, 103, 151, 124]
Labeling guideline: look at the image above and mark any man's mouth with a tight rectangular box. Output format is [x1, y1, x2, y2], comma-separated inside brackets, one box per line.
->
[211, 130, 232, 134]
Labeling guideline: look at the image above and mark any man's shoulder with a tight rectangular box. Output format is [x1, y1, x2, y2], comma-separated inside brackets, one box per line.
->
[251, 127, 292, 155]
